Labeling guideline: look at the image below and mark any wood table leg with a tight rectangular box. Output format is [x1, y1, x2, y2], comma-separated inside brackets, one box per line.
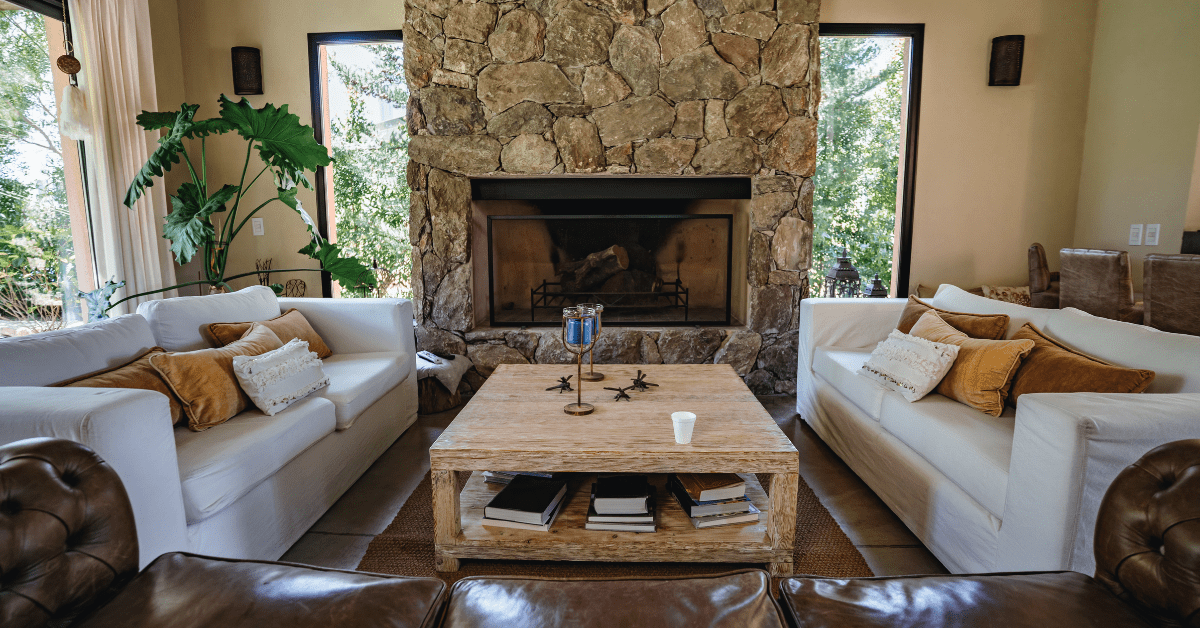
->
[768, 472, 799, 577]
[432, 469, 461, 572]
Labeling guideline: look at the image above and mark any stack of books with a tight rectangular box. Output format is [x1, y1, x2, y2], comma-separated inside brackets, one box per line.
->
[668, 473, 761, 528]
[483, 471, 561, 485]
[481, 474, 569, 532]
[584, 475, 656, 533]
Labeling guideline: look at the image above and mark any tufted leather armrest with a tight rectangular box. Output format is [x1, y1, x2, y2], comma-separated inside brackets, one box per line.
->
[1094, 439, 1200, 627]
[0, 438, 138, 628]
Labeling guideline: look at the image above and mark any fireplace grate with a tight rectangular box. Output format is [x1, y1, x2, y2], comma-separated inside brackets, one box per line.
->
[530, 279, 689, 321]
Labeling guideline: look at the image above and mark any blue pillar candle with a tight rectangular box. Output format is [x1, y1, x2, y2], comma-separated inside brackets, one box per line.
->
[565, 313, 594, 345]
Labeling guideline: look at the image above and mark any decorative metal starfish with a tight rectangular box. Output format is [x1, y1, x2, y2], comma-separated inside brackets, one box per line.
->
[546, 375, 574, 394]
[604, 385, 633, 401]
[630, 370, 658, 392]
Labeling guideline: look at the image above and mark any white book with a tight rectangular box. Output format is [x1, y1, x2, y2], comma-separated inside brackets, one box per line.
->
[585, 521, 656, 533]
[690, 504, 761, 528]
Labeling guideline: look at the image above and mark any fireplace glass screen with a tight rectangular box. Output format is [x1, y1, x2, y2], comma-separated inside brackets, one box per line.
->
[487, 209, 733, 326]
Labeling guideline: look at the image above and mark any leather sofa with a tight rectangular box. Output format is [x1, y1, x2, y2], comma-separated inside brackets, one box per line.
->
[1, 438, 787, 628]
[797, 284, 1200, 574]
[778, 439, 1200, 627]
[0, 286, 419, 566]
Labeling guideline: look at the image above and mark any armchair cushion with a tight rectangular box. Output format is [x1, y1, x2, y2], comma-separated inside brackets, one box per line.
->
[208, 308, 333, 359]
[75, 553, 447, 628]
[778, 572, 1154, 628]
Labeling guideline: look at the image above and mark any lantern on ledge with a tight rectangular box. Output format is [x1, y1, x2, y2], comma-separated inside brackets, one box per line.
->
[866, 274, 889, 298]
[822, 248, 861, 298]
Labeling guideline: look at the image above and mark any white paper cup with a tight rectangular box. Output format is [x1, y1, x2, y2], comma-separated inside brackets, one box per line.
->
[672, 412, 697, 444]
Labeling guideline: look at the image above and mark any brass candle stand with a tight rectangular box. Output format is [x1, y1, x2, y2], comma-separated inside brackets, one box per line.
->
[561, 306, 600, 415]
[579, 303, 605, 382]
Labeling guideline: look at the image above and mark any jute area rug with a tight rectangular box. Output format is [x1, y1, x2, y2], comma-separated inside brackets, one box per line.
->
[357, 471, 873, 585]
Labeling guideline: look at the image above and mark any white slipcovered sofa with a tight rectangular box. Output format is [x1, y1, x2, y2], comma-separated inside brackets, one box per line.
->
[797, 284, 1200, 575]
[0, 286, 418, 567]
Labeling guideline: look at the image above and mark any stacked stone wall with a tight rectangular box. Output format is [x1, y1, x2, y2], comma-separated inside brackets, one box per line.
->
[406, 0, 820, 396]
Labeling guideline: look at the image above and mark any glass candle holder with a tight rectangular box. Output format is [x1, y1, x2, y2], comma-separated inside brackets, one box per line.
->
[561, 306, 598, 415]
[578, 303, 605, 382]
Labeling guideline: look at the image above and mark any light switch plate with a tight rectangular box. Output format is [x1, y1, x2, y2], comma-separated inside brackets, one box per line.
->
[252, 217, 264, 236]
[1129, 224, 1144, 246]
[1145, 223, 1160, 246]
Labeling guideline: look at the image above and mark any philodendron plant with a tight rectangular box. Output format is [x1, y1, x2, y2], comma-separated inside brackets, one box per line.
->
[109, 95, 374, 311]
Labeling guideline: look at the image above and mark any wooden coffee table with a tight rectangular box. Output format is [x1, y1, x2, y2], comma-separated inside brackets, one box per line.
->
[429, 363, 800, 576]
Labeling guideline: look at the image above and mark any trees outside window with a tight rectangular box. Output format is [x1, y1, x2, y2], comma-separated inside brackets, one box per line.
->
[811, 37, 904, 294]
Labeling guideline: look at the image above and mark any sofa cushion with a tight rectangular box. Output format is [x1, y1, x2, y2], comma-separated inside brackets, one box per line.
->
[316, 352, 410, 430]
[778, 572, 1155, 628]
[911, 311, 1035, 417]
[814, 347, 891, 420]
[75, 552, 447, 628]
[208, 308, 333, 359]
[440, 569, 786, 628]
[1008, 323, 1155, 404]
[137, 286, 279, 352]
[930, 284, 1055, 339]
[896, 295, 1009, 339]
[879, 393, 1014, 517]
[1044, 307, 1200, 394]
[174, 395, 336, 523]
[0, 314, 156, 387]
[56, 347, 184, 425]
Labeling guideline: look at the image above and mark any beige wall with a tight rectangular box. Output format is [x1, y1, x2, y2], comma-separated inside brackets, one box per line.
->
[156, 0, 402, 294]
[822, 0, 1098, 292]
[1073, 0, 1200, 290]
[1188, 124, 1200, 232]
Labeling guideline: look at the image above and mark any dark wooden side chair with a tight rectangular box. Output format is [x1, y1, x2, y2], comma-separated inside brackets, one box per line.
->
[1144, 253, 1200, 336]
[1028, 243, 1060, 308]
[1058, 248, 1143, 323]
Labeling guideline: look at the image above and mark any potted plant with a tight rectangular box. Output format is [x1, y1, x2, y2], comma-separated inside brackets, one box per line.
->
[108, 95, 374, 312]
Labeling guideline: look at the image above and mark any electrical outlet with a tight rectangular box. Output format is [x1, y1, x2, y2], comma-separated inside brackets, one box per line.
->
[1128, 224, 1143, 246]
[252, 218, 265, 236]
[1145, 223, 1161, 246]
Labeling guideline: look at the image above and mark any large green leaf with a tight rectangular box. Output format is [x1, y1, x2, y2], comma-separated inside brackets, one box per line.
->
[276, 185, 319, 238]
[125, 105, 200, 208]
[163, 183, 239, 265]
[218, 95, 331, 186]
[299, 240, 376, 290]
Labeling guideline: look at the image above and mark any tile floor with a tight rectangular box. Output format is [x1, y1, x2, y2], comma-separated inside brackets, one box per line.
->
[280, 395, 948, 576]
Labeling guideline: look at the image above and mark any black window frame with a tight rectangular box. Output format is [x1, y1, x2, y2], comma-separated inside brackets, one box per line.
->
[306, 29, 404, 298]
[817, 23, 924, 296]
[4, 0, 63, 20]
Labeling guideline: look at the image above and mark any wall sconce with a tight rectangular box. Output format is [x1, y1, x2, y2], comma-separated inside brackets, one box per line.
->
[988, 35, 1025, 86]
[231, 46, 263, 95]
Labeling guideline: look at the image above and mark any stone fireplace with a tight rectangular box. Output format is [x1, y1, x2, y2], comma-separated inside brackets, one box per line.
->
[405, 0, 820, 395]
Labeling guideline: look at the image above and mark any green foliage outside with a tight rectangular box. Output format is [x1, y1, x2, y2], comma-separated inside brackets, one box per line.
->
[326, 43, 411, 299]
[0, 10, 76, 325]
[811, 37, 904, 295]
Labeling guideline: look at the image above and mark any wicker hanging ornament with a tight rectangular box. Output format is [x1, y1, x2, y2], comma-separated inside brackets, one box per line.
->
[57, 53, 81, 76]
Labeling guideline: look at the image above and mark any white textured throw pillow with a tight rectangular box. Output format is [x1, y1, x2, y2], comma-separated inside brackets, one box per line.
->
[860, 330, 960, 402]
[232, 338, 330, 416]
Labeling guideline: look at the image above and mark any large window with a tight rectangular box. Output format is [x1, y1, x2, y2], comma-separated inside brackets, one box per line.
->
[309, 31, 409, 299]
[1, 3, 93, 335]
[813, 24, 923, 296]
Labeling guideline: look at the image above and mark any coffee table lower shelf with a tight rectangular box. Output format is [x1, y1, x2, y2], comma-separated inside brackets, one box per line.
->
[434, 471, 791, 572]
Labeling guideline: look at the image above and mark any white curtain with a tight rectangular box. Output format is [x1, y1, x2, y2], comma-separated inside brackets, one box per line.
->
[72, 0, 177, 315]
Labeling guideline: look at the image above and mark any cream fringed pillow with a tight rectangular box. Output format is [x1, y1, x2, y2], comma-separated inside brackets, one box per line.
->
[232, 338, 330, 416]
[860, 330, 960, 402]
[910, 311, 1035, 416]
[150, 324, 284, 431]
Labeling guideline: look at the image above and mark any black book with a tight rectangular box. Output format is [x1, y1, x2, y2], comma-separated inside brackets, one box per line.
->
[592, 475, 652, 514]
[667, 476, 752, 518]
[484, 475, 569, 525]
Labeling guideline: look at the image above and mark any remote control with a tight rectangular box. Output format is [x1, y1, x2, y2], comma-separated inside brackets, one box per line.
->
[417, 350, 443, 364]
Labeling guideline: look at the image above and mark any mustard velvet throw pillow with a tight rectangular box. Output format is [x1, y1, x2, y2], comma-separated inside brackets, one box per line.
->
[207, 308, 333, 359]
[54, 347, 185, 425]
[151, 324, 284, 431]
[910, 311, 1035, 416]
[895, 296, 1010, 340]
[1007, 323, 1155, 406]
